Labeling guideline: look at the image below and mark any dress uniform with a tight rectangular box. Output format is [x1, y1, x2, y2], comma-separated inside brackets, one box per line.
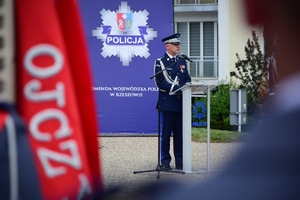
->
[154, 33, 191, 170]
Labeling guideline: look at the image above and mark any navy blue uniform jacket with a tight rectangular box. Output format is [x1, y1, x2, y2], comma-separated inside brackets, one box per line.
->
[154, 53, 191, 112]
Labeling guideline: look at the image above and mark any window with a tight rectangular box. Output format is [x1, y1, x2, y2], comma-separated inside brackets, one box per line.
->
[176, 21, 218, 79]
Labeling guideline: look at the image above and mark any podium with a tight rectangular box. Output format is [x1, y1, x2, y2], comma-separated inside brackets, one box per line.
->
[182, 85, 192, 173]
[170, 85, 214, 173]
[170, 83, 192, 173]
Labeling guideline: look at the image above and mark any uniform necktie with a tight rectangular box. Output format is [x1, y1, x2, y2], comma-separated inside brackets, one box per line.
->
[172, 57, 176, 62]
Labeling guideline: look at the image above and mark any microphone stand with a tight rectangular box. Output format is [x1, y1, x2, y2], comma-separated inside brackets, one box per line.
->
[133, 58, 186, 179]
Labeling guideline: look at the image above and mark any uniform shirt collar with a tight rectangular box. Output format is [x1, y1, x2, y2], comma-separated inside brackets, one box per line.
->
[166, 52, 177, 60]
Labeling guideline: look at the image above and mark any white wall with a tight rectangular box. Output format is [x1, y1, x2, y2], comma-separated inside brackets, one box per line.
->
[218, 0, 230, 83]
[228, 0, 263, 83]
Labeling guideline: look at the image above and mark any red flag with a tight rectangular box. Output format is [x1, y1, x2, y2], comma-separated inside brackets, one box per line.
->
[0, 111, 6, 132]
[55, 0, 103, 195]
[15, 0, 102, 199]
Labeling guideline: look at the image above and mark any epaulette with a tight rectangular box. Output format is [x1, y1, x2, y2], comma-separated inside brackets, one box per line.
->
[158, 55, 166, 61]
[155, 55, 165, 68]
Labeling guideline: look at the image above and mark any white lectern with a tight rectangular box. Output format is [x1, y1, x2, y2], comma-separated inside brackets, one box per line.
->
[182, 84, 192, 173]
[170, 83, 192, 173]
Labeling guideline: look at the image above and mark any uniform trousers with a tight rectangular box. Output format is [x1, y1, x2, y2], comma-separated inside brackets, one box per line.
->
[160, 111, 183, 167]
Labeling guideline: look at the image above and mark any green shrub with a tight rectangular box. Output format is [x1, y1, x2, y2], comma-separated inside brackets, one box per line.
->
[234, 30, 270, 119]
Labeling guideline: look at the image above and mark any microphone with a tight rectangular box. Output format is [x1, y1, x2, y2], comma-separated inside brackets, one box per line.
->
[180, 53, 193, 62]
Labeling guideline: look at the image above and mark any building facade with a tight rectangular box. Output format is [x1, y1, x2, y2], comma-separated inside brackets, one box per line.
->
[174, 0, 263, 91]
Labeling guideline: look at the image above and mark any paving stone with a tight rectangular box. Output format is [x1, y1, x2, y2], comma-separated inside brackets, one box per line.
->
[99, 137, 244, 200]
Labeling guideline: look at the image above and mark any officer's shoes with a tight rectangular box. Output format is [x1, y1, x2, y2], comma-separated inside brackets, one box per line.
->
[162, 163, 172, 170]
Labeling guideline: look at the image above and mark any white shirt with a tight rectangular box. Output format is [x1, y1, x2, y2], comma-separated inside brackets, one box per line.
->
[166, 52, 176, 60]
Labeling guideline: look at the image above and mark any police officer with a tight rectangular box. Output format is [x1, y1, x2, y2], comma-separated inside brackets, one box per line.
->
[154, 33, 191, 170]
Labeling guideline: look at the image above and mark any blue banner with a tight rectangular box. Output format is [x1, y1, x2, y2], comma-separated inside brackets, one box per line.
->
[78, 0, 174, 134]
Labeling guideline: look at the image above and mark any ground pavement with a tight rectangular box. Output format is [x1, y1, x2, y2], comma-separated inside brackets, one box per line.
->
[98, 136, 244, 200]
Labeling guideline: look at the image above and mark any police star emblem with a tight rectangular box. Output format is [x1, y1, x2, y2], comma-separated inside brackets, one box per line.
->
[92, 2, 157, 66]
